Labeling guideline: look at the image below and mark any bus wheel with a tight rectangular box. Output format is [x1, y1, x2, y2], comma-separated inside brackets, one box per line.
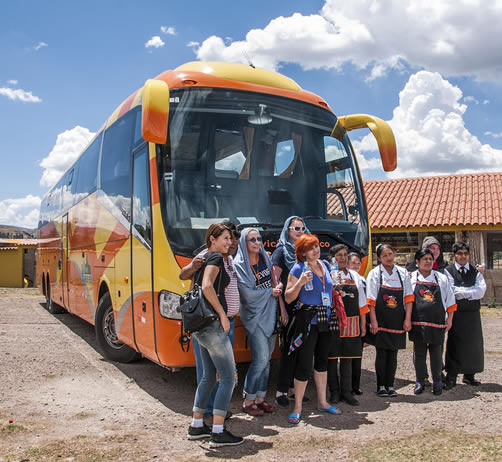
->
[45, 281, 63, 314]
[95, 293, 139, 363]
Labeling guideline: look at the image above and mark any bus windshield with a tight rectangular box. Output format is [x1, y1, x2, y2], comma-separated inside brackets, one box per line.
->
[157, 88, 368, 257]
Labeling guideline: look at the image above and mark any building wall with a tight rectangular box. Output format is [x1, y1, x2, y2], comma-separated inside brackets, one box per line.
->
[0, 248, 23, 287]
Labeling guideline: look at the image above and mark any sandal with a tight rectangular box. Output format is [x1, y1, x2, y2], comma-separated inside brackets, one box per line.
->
[242, 403, 264, 416]
[288, 413, 301, 424]
[256, 400, 274, 413]
[317, 405, 342, 415]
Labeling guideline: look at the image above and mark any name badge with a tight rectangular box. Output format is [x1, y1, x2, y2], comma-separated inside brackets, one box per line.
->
[321, 291, 331, 306]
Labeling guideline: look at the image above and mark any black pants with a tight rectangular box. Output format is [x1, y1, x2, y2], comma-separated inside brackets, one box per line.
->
[413, 340, 442, 383]
[295, 325, 332, 382]
[375, 348, 398, 389]
[277, 347, 297, 394]
[328, 357, 353, 396]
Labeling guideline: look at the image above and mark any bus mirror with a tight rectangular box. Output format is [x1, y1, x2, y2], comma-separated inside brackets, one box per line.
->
[331, 114, 397, 172]
[142, 79, 170, 144]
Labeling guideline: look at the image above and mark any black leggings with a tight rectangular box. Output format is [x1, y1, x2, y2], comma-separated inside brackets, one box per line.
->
[413, 340, 442, 383]
[375, 348, 398, 389]
[295, 325, 332, 382]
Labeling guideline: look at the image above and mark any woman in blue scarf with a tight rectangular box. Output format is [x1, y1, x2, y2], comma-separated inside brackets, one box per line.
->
[271, 216, 308, 407]
[234, 227, 282, 416]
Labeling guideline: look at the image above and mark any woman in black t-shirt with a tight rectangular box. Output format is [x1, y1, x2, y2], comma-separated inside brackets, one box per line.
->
[188, 224, 243, 447]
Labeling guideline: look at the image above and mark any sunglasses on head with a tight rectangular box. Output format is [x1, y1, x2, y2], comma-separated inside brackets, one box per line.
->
[289, 226, 305, 232]
[248, 236, 262, 243]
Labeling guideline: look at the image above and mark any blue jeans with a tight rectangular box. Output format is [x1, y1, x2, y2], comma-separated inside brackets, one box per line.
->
[192, 319, 236, 417]
[192, 319, 235, 414]
[243, 326, 276, 401]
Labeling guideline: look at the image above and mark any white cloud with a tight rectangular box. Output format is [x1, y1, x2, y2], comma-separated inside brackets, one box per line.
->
[7, 79, 18, 85]
[0, 195, 41, 228]
[145, 36, 165, 48]
[0, 87, 41, 103]
[355, 71, 502, 177]
[485, 131, 502, 139]
[464, 96, 479, 104]
[195, 0, 502, 80]
[483, 99, 490, 105]
[187, 41, 200, 48]
[39, 126, 95, 188]
[160, 25, 176, 35]
[34, 41, 48, 51]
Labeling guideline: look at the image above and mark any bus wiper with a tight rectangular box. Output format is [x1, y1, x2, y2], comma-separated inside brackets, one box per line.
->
[236, 222, 283, 231]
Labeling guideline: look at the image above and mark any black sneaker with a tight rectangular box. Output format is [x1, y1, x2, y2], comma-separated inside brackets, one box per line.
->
[188, 423, 211, 440]
[209, 429, 244, 447]
[275, 394, 290, 408]
[387, 387, 398, 397]
[341, 394, 359, 406]
[376, 387, 388, 397]
[433, 382, 443, 396]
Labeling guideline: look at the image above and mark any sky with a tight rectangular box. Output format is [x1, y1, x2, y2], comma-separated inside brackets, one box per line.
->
[1, 0, 502, 229]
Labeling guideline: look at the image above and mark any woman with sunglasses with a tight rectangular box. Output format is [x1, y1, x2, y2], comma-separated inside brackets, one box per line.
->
[234, 228, 282, 416]
[271, 216, 309, 407]
[284, 234, 341, 424]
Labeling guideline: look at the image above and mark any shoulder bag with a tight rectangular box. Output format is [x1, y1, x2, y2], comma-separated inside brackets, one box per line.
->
[179, 258, 222, 334]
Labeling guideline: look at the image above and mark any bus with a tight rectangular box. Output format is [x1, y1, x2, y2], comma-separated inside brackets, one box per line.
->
[37, 61, 396, 368]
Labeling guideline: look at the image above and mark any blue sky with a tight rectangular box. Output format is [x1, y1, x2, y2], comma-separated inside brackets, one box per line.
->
[1, 0, 501, 228]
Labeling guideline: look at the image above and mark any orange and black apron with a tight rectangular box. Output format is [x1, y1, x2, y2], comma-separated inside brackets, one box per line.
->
[330, 272, 363, 359]
[374, 269, 406, 350]
[409, 274, 446, 345]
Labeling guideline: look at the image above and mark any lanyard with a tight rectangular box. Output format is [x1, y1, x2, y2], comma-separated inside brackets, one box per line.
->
[309, 260, 325, 291]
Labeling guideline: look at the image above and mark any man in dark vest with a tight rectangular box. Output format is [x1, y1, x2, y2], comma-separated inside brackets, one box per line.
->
[443, 242, 486, 389]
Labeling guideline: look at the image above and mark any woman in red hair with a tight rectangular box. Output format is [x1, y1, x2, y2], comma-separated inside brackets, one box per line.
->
[284, 234, 342, 424]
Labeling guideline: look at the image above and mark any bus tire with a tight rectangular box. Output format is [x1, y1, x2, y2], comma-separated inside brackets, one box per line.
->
[95, 292, 139, 363]
[45, 278, 64, 314]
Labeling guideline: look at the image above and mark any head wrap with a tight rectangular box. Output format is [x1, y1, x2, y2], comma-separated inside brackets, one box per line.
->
[277, 216, 310, 270]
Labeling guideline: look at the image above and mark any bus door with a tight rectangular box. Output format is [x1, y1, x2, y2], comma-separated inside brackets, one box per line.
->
[62, 213, 69, 308]
[130, 145, 158, 361]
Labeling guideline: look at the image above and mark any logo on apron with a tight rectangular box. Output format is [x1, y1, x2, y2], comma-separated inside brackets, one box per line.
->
[338, 289, 355, 299]
[419, 288, 435, 302]
[383, 294, 398, 308]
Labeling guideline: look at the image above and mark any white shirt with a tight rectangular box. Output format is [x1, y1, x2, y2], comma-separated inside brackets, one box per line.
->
[332, 268, 368, 312]
[444, 262, 487, 301]
[410, 270, 457, 315]
[366, 264, 414, 307]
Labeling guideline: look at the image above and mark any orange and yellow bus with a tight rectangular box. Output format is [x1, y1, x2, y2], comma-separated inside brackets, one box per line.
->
[37, 61, 396, 368]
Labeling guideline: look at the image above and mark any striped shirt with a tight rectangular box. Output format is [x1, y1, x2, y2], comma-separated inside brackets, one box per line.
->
[197, 250, 240, 318]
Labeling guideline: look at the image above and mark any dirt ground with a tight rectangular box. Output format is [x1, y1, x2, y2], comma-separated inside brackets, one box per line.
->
[1, 289, 502, 462]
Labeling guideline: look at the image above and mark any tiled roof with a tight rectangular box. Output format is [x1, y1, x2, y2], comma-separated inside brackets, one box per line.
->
[362, 172, 502, 229]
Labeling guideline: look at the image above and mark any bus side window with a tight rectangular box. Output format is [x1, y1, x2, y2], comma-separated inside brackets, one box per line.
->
[72, 132, 103, 205]
[100, 111, 136, 220]
[132, 147, 152, 247]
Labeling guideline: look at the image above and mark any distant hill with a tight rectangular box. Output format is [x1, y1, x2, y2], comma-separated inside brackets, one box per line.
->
[0, 225, 37, 239]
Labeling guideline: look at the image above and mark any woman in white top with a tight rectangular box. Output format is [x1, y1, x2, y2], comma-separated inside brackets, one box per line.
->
[366, 244, 414, 397]
[409, 248, 457, 396]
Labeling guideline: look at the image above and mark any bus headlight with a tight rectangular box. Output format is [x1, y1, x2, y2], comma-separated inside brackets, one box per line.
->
[159, 290, 181, 319]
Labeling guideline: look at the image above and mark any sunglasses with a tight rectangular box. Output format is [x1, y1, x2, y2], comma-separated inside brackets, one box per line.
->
[289, 226, 306, 232]
[248, 236, 262, 243]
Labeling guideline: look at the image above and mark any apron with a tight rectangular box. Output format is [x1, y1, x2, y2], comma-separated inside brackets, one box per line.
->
[330, 271, 363, 359]
[374, 269, 406, 350]
[409, 273, 446, 345]
[444, 264, 484, 374]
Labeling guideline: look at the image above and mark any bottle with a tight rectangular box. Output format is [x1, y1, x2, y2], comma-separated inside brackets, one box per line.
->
[330, 257, 339, 282]
[303, 261, 313, 291]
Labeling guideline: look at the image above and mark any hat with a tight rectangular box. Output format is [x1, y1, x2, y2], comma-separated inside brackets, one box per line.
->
[422, 236, 440, 249]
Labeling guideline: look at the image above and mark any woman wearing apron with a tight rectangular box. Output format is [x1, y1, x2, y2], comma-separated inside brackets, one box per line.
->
[410, 248, 457, 396]
[366, 244, 414, 397]
[328, 244, 368, 406]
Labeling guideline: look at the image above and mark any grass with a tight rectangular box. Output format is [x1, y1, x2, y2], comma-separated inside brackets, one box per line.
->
[1, 423, 26, 433]
[354, 429, 502, 462]
[2, 433, 150, 462]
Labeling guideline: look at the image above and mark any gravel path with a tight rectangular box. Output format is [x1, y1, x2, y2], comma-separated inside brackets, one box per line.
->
[1, 291, 501, 461]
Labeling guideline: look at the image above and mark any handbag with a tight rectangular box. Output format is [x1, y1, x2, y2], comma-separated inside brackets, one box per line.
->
[179, 258, 222, 334]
